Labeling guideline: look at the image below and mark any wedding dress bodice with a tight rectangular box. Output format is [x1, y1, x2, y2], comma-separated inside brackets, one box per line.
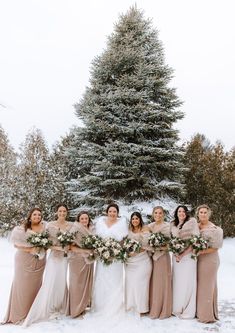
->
[95, 217, 128, 241]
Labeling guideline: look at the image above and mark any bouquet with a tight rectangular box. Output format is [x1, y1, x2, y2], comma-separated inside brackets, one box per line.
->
[148, 232, 170, 250]
[56, 230, 77, 257]
[27, 231, 52, 259]
[81, 234, 103, 250]
[122, 237, 141, 261]
[80, 234, 103, 261]
[189, 235, 209, 260]
[168, 236, 188, 255]
[95, 237, 124, 266]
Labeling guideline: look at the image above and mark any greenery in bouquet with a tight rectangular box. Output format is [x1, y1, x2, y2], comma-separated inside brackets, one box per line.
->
[168, 236, 188, 255]
[80, 234, 103, 261]
[27, 230, 52, 259]
[122, 237, 141, 260]
[81, 234, 103, 250]
[148, 232, 170, 250]
[56, 230, 77, 257]
[95, 237, 124, 265]
[189, 235, 209, 260]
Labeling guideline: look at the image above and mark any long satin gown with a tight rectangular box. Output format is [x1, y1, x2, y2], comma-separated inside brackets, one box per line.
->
[171, 218, 199, 319]
[125, 231, 152, 314]
[23, 221, 73, 327]
[3, 224, 46, 324]
[67, 222, 94, 317]
[92, 217, 128, 316]
[197, 225, 223, 323]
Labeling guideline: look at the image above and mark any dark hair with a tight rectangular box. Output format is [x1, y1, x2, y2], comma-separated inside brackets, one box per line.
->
[76, 211, 92, 227]
[55, 203, 69, 220]
[24, 208, 42, 231]
[129, 211, 144, 231]
[56, 203, 69, 212]
[106, 203, 119, 215]
[172, 205, 190, 228]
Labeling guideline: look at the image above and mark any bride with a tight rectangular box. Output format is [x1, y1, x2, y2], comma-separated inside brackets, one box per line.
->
[92, 203, 128, 316]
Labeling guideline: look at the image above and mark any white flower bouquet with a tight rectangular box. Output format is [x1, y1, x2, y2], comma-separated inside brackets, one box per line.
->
[168, 236, 187, 255]
[122, 237, 141, 260]
[80, 234, 103, 262]
[27, 231, 52, 259]
[189, 235, 209, 260]
[148, 232, 170, 250]
[56, 230, 77, 257]
[95, 237, 124, 265]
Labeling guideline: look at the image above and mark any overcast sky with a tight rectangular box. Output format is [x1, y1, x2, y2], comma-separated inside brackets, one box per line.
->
[0, 0, 234, 151]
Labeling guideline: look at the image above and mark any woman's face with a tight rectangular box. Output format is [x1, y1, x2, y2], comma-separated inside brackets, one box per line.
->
[31, 210, 42, 225]
[107, 207, 118, 219]
[198, 208, 209, 222]
[131, 215, 141, 228]
[153, 208, 164, 223]
[57, 206, 68, 220]
[177, 207, 186, 222]
[79, 213, 89, 227]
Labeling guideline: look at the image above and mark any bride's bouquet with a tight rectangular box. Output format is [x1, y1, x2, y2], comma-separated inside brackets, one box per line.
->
[168, 236, 188, 255]
[95, 237, 124, 266]
[189, 235, 209, 260]
[56, 230, 77, 257]
[27, 231, 52, 259]
[148, 232, 170, 250]
[122, 237, 141, 261]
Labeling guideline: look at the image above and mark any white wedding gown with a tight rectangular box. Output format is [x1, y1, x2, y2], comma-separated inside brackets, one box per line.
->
[92, 217, 128, 316]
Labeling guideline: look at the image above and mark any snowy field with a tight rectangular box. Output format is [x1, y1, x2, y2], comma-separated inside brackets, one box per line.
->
[0, 237, 235, 333]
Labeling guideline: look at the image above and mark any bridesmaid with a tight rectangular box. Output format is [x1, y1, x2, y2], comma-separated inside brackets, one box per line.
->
[23, 204, 73, 326]
[170, 205, 199, 319]
[3, 208, 46, 324]
[196, 204, 223, 323]
[148, 206, 172, 319]
[125, 212, 152, 315]
[67, 211, 94, 318]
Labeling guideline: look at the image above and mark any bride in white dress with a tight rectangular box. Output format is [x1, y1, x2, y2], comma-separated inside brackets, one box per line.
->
[92, 203, 128, 316]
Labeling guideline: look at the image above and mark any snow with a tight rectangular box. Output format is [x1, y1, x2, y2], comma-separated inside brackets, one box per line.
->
[0, 235, 235, 333]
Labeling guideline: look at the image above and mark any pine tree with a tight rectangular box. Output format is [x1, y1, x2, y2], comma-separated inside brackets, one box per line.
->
[69, 6, 184, 211]
[0, 125, 20, 233]
[18, 128, 65, 220]
[183, 134, 212, 206]
[184, 134, 235, 237]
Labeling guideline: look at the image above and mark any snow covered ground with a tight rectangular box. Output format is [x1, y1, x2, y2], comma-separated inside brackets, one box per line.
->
[0, 237, 234, 333]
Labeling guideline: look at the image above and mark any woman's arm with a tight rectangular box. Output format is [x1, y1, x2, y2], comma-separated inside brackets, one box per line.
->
[175, 245, 193, 262]
[198, 248, 217, 255]
[14, 244, 37, 254]
[70, 244, 92, 255]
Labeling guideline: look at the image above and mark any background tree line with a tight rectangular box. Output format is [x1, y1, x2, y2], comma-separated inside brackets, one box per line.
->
[0, 7, 234, 236]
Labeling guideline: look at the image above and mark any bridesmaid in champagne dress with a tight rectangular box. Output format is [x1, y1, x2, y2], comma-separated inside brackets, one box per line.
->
[170, 205, 199, 319]
[196, 204, 223, 323]
[23, 204, 73, 327]
[67, 211, 94, 318]
[148, 206, 172, 319]
[3, 208, 46, 324]
[125, 212, 152, 315]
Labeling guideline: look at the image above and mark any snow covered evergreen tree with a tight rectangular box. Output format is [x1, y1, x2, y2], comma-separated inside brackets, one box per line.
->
[69, 6, 184, 210]
[18, 128, 65, 220]
[184, 134, 235, 237]
[0, 125, 20, 233]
